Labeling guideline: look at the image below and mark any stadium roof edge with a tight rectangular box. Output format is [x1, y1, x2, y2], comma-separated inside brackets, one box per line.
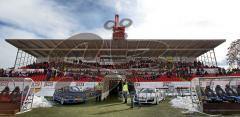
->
[5, 39, 226, 58]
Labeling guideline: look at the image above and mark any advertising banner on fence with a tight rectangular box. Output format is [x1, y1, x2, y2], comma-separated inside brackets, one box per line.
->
[34, 82, 99, 96]
[0, 80, 191, 96]
[134, 82, 191, 89]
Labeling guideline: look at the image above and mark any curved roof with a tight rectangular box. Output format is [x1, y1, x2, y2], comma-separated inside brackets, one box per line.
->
[68, 33, 102, 39]
[6, 39, 225, 58]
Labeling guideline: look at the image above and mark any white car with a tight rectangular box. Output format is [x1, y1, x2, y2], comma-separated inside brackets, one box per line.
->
[134, 88, 165, 105]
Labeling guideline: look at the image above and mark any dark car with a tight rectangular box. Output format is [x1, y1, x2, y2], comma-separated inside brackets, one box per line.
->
[53, 86, 87, 104]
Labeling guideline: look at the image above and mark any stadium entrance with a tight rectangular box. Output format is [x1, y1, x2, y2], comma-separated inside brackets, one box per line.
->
[105, 74, 125, 98]
[109, 80, 120, 97]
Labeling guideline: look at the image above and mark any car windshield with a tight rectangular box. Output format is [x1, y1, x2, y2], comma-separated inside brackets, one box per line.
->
[69, 86, 81, 92]
[139, 88, 155, 93]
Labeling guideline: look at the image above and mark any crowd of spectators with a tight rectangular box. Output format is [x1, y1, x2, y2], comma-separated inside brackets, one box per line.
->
[225, 68, 240, 75]
[0, 59, 238, 81]
[0, 68, 44, 77]
[232, 68, 240, 73]
[20, 62, 49, 69]
[0, 68, 4, 77]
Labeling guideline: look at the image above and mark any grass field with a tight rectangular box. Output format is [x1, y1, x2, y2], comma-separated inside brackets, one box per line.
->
[17, 97, 204, 117]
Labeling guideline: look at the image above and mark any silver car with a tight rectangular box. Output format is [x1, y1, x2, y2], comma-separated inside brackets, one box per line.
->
[134, 88, 165, 105]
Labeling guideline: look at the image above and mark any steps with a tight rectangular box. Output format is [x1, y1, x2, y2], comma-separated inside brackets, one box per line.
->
[0, 103, 19, 116]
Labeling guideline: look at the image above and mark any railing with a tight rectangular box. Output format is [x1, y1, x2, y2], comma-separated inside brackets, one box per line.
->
[20, 79, 35, 112]
[190, 86, 202, 112]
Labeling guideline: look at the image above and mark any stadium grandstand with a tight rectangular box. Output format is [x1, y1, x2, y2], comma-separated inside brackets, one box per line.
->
[1, 2, 240, 115]
[2, 38, 234, 83]
[1, 14, 240, 116]
[2, 14, 238, 84]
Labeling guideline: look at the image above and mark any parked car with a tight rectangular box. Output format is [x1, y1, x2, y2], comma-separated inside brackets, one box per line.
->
[134, 88, 165, 105]
[53, 86, 87, 104]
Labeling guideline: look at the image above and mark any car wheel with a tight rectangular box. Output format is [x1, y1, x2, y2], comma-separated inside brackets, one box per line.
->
[60, 98, 65, 105]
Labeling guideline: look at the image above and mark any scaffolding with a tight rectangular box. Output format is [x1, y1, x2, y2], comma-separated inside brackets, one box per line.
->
[14, 49, 36, 69]
[197, 49, 218, 67]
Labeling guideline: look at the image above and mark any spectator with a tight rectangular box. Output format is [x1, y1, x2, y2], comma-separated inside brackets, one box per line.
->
[128, 81, 136, 108]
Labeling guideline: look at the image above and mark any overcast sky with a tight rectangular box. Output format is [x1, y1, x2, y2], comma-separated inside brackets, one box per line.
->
[0, 0, 240, 68]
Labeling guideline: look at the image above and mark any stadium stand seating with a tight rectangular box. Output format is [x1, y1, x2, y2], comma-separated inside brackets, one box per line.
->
[202, 85, 240, 104]
[0, 86, 21, 115]
[1, 59, 239, 82]
[0, 86, 11, 103]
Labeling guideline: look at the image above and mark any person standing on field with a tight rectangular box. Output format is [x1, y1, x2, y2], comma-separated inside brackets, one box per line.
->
[122, 81, 128, 103]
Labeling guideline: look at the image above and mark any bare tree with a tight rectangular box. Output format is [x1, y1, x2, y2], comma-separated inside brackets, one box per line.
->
[227, 39, 240, 68]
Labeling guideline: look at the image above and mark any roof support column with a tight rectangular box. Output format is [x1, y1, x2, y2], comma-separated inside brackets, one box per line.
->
[14, 49, 19, 69]
[206, 51, 211, 67]
[210, 50, 216, 67]
[208, 50, 213, 67]
[200, 55, 203, 65]
[213, 49, 218, 67]
[17, 50, 24, 68]
[22, 51, 27, 67]
[202, 53, 206, 66]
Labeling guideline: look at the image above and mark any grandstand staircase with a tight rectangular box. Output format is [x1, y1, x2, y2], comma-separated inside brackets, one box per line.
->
[21, 93, 34, 112]
[20, 85, 35, 112]
[0, 102, 19, 116]
[190, 87, 203, 112]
